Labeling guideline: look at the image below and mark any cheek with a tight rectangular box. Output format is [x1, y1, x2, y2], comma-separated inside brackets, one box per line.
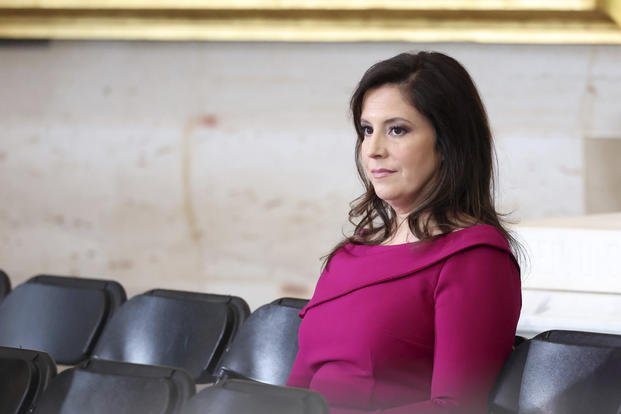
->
[357, 152, 371, 178]
[359, 144, 371, 166]
[401, 150, 438, 180]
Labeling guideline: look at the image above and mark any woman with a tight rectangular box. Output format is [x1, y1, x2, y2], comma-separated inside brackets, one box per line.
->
[287, 52, 522, 414]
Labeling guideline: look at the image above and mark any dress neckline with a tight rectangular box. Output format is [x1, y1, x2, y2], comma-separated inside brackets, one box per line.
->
[351, 224, 482, 251]
[299, 223, 515, 317]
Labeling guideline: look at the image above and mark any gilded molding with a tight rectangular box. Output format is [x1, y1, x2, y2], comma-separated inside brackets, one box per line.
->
[601, 0, 621, 25]
[0, 0, 620, 43]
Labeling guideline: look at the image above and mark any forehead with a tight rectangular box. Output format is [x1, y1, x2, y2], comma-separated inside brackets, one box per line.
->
[361, 84, 420, 121]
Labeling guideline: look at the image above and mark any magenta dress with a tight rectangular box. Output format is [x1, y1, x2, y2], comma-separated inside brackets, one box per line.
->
[287, 224, 521, 414]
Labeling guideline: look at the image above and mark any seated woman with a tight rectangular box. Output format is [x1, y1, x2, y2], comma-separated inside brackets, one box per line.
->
[287, 51, 522, 414]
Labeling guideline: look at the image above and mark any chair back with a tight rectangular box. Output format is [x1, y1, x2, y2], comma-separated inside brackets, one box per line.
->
[0, 269, 10, 300]
[217, 297, 306, 385]
[149, 289, 250, 343]
[271, 297, 308, 309]
[489, 330, 621, 414]
[93, 289, 249, 383]
[34, 359, 193, 414]
[0, 346, 56, 414]
[182, 379, 329, 414]
[0, 275, 126, 364]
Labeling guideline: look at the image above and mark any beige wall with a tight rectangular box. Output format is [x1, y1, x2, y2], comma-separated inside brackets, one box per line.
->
[585, 138, 621, 213]
[1, 41, 620, 309]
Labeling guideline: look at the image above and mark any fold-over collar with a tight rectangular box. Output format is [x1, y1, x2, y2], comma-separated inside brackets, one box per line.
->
[300, 224, 515, 317]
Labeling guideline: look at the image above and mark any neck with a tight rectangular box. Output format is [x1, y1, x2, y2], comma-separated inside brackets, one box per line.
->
[384, 211, 448, 245]
[382, 214, 418, 245]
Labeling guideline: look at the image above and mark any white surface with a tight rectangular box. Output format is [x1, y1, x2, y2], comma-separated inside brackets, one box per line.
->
[515, 220, 621, 336]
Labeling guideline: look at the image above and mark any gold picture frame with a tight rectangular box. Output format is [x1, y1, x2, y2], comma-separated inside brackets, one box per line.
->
[0, 0, 620, 43]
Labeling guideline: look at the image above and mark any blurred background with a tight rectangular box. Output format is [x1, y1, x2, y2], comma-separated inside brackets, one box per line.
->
[0, 0, 620, 337]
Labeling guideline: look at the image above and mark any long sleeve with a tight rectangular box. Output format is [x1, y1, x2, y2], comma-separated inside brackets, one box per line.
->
[287, 343, 314, 388]
[329, 245, 521, 414]
[428, 246, 521, 413]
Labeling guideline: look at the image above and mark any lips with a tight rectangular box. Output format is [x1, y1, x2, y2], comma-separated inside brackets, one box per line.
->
[370, 168, 396, 179]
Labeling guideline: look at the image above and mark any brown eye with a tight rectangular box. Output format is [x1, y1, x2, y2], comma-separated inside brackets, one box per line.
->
[389, 126, 408, 136]
[361, 126, 373, 136]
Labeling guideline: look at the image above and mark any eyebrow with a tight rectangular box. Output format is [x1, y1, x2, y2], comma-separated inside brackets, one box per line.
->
[360, 117, 413, 125]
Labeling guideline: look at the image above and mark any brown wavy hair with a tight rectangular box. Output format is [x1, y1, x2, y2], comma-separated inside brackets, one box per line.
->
[324, 51, 522, 267]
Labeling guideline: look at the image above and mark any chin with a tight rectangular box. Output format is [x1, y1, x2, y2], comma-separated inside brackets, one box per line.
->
[374, 192, 398, 206]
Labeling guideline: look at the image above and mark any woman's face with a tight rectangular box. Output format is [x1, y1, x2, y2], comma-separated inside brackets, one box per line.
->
[360, 84, 441, 215]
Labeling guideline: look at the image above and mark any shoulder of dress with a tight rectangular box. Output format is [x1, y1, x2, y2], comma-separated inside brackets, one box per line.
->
[298, 224, 514, 317]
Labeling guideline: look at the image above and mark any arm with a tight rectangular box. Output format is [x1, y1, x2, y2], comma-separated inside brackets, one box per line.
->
[287, 337, 314, 389]
[332, 246, 522, 414]
[287, 326, 313, 388]
[425, 245, 521, 413]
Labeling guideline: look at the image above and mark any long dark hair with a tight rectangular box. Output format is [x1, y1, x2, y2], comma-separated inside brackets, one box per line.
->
[324, 51, 522, 267]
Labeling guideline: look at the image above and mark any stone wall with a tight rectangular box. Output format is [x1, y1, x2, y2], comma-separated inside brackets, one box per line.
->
[1, 41, 620, 311]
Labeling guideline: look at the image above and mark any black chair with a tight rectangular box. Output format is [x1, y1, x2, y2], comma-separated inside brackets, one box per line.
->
[512, 335, 526, 350]
[34, 359, 194, 414]
[0, 346, 56, 414]
[0, 269, 10, 300]
[271, 297, 309, 309]
[216, 297, 307, 385]
[148, 289, 250, 342]
[181, 378, 329, 414]
[92, 289, 249, 383]
[489, 330, 621, 414]
[0, 275, 126, 364]
[535, 329, 621, 347]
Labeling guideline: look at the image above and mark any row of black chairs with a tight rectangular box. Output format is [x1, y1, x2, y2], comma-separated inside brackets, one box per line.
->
[0, 272, 305, 384]
[2, 270, 621, 413]
[0, 346, 328, 414]
[0, 272, 323, 413]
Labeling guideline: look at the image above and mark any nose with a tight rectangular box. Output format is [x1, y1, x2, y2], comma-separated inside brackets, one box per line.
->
[363, 132, 387, 159]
